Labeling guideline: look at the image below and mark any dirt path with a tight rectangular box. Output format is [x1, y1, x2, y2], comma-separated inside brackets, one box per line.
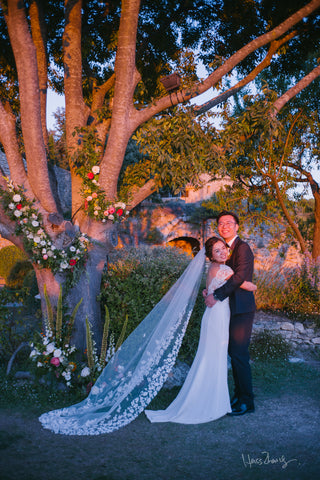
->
[1, 380, 319, 480]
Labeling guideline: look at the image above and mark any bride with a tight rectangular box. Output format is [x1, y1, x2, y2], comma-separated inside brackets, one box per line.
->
[145, 236, 256, 424]
[39, 238, 255, 435]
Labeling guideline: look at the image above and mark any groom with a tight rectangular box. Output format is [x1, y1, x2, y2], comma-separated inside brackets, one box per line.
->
[205, 211, 255, 416]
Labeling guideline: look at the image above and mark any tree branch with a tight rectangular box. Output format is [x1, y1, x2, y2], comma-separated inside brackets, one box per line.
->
[0, 99, 29, 187]
[63, 0, 88, 217]
[127, 179, 157, 210]
[132, 0, 320, 128]
[270, 174, 307, 253]
[4, 0, 57, 212]
[99, 0, 141, 199]
[272, 64, 320, 115]
[194, 31, 297, 115]
[30, 0, 48, 147]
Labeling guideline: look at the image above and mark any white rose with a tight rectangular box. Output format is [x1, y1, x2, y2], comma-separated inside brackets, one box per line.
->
[8, 203, 15, 209]
[30, 349, 38, 358]
[53, 348, 62, 357]
[46, 343, 55, 353]
[69, 246, 76, 252]
[33, 236, 41, 243]
[92, 166, 100, 174]
[80, 367, 91, 377]
[60, 261, 68, 269]
[94, 210, 99, 216]
[47, 250, 53, 257]
[108, 214, 114, 221]
[42, 248, 47, 254]
[13, 194, 21, 202]
[40, 241, 46, 246]
[32, 220, 39, 227]
[37, 362, 43, 367]
[14, 210, 22, 217]
[63, 371, 71, 381]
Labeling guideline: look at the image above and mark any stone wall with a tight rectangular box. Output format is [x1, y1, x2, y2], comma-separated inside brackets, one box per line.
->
[253, 311, 320, 351]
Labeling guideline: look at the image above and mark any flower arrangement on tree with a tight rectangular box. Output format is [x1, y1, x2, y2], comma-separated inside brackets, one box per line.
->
[0, 178, 90, 288]
[72, 126, 129, 223]
[82, 165, 128, 222]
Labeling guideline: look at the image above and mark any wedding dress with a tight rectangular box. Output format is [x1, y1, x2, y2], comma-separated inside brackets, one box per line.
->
[145, 264, 232, 424]
[39, 248, 206, 435]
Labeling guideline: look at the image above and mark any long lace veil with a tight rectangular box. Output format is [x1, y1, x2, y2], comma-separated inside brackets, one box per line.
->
[39, 248, 206, 435]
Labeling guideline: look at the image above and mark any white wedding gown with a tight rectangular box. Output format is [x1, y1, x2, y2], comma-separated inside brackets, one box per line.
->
[145, 264, 232, 424]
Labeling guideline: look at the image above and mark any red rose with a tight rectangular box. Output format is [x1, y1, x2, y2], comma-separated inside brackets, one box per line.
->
[116, 208, 123, 216]
[50, 357, 60, 367]
[69, 259, 77, 266]
[87, 172, 94, 179]
[16, 204, 22, 210]
[84, 200, 88, 210]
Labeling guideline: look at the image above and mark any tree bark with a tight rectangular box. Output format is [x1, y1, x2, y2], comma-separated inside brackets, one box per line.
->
[30, 0, 48, 148]
[270, 175, 308, 253]
[99, 0, 141, 200]
[4, 0, 57, 212]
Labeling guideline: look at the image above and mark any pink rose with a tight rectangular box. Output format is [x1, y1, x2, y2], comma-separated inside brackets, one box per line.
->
[92, 192, 98, 198]
[50, 357, 60, 367]
[103, 210, 109, 216]
[43, 254, 48, 260]
[108, 206, 115, 214]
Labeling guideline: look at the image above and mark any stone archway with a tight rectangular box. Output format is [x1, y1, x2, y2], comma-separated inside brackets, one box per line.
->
[167, 236, 200, 256]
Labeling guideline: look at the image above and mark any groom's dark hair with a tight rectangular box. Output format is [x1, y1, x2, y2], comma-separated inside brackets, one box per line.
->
[216, 210, 239, 225]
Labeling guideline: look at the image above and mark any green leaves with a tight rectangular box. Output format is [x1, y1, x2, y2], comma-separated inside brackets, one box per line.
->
[131, 108, 221, 194]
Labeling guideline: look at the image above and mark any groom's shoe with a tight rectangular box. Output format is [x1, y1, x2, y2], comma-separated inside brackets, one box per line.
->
[227, 403, 255, 416]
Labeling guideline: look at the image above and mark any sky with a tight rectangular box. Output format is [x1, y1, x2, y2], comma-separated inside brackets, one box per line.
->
[47, 88, 65, 130]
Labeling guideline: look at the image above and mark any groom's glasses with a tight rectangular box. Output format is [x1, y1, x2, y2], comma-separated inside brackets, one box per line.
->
[218, 221, 236, 227]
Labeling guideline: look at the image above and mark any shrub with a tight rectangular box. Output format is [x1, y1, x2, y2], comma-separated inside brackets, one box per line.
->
[99, 246, 193, 343]
[7, 260, 33, 288]
[250, 330, 292, 361]
[0, 245, 28, 284]
[254, 254, 320, 327]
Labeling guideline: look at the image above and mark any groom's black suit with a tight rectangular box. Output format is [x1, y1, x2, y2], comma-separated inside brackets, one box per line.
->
[214, 236, 255, 407]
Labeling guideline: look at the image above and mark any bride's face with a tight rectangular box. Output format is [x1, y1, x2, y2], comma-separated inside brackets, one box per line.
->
[211, 241, 228, 263]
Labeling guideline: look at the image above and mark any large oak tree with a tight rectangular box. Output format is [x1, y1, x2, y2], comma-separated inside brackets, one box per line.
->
[0, 0, 320, 349]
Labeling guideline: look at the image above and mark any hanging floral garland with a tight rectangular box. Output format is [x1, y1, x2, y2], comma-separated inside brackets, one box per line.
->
[71, 127, 129, 223]
[0, 178, 90, 287]
[81, 165, 129, 222]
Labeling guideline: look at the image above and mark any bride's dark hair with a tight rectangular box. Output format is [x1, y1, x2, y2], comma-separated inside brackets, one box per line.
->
[205, 236, 226, 262]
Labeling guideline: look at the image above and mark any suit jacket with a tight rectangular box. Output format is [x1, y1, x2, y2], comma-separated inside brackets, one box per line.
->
[214, 236, 255, 315]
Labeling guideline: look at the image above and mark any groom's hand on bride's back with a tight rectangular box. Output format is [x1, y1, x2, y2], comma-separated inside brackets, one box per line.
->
[202, 288, 208, 298]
